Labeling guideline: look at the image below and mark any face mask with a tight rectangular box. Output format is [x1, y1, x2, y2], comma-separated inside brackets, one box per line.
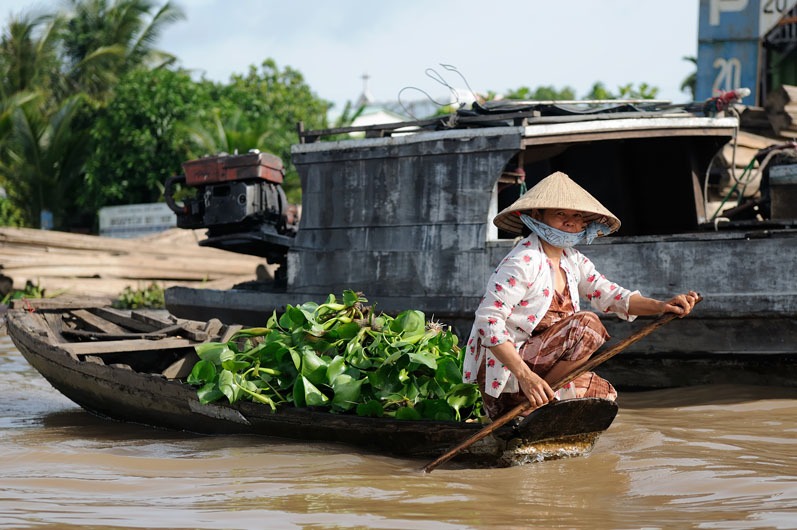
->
[519, 214, 610, 248]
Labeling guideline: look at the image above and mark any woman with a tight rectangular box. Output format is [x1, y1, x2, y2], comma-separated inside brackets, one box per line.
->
[463, 171, 698, 419]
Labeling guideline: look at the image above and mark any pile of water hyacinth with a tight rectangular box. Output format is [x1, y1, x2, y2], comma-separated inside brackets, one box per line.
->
[187, 291, 483, 421]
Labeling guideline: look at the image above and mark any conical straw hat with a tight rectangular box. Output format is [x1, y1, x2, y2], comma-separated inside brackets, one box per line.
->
[493, 171, 621, 236]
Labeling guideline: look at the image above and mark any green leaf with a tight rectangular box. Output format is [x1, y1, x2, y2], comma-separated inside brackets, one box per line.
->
[286, 305, 309, 327]
[293, 376, 306, 407]
[446, 383, 482, 420]
[345, 342, 372, 369]
[390, 310, 425, 334]
[196, 382, 224, 404]
[382, 350, 405, 366]
[195, 342, 233, 365]
[222, 359, 251, 373]
[187, 359, 217, 385]
[356, 400, 384, 417]
[426, 378, 448, 399]
[408, 350, 437, 370]
[331, 374, 364, 411]
[368, 365, 403, 396]
[335, 321, 361, 340]
[263, 339, 288, 356]
[220, 346, 236, 365]
[343, 290, 359, 307]
[326, 355, 347, 382]
[267, 310, 279, 329]
[307, 323, 327, 337]
[298, 301, 319, 318]
[301, 375, 330, 407]
[291, 327, 309, 347]
[435, 357, 463, 385]
[417, 399, 456, 421]
[245, 342, 268, 358]
[301, 350, 328, 386]
[218, 369, 237, 403]
[309, 338, 334, 353]
[279, 309, 294, 329]
[264, 329, 284, 343]
[394, 406, 422, 420]
[439, 330, 457, 352]
[399, 381, 420, 402]
[289, 348, 302, 370]
[327, 355, 364, 383]
[415, 376, 431, 396]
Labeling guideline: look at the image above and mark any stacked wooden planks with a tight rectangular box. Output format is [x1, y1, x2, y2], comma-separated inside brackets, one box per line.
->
[765, 84, 797, 137]
[711, 101, 797, 214]
[721, 129, 779, 173]
[0, 227, 270, 299]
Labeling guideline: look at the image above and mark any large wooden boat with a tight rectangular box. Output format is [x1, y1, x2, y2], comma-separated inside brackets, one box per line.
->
[164, 100, 797, 388]
[5, 301, 618, 468]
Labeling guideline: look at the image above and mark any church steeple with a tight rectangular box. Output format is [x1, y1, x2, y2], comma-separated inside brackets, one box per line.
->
[356, 72, 373, 107]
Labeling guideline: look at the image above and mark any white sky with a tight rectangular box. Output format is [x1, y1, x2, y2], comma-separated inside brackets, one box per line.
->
[3, 0, 701, 112]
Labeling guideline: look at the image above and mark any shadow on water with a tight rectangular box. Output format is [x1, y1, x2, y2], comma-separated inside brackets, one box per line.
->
[39, 408, 200, 440]
[36, 406, 384, 461]
[616, 383, 797, 409]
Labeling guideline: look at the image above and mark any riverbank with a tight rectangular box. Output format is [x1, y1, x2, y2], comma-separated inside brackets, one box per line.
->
[0, 227, 268, 300]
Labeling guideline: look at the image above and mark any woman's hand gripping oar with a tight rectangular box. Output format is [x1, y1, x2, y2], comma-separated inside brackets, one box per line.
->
[422, 295, 702, 473]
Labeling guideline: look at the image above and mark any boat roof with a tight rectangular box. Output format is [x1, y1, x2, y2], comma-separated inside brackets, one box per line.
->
[520, 115, 737, 145]
[295, 99, 738, 149]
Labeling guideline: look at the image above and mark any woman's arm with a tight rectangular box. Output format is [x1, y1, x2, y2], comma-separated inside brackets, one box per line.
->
[628, 291, 699, 317]
[488, 342, 555, 407]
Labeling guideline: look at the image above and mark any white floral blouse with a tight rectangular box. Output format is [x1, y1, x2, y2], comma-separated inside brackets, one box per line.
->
[463, 234, 639, 398]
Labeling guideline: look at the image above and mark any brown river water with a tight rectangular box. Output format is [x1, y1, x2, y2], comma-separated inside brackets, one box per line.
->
[1, 333, 796, 530]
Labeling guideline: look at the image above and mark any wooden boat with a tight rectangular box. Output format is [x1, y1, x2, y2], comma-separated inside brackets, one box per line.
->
[5, 301, 618, 468]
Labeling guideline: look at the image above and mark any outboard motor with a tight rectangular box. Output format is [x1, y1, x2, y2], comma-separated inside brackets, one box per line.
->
[165, 150, 296, 285]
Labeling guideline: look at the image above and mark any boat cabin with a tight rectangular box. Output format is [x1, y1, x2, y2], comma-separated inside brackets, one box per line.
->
[287, 103, 738, 317]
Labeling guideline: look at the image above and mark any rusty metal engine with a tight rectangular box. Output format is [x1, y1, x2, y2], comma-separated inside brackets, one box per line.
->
[164, 150, 295, 284]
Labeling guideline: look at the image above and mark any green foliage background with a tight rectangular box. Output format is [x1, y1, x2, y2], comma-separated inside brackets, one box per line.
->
[0, 0, 688, 232]
[0, 0, 331, 230]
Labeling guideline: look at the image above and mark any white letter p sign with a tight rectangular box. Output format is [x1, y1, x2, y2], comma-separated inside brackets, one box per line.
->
[709, 0, 749, 25]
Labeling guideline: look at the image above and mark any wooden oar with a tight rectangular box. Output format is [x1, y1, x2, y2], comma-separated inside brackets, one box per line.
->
[422, 296, 701, 473]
